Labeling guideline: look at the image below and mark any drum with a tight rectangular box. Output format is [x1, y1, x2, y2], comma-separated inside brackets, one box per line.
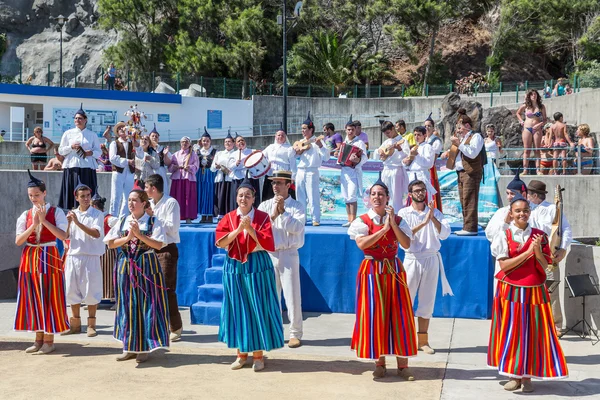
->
[244, 150, 271, 178]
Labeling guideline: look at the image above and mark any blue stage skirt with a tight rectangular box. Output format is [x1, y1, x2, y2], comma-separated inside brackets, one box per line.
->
[219, 251, 284, 353]
[196, 168, 216, 217]
[114, 251, 170, 353]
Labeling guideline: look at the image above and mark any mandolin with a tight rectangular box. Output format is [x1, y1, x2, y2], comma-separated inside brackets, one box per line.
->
[293, 135, 325, 155]
[548, 184, 565, 271]
[379, 136, 405, 161]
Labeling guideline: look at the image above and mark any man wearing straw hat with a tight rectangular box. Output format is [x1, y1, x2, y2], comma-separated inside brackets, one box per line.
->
[258, 170, 306, 348]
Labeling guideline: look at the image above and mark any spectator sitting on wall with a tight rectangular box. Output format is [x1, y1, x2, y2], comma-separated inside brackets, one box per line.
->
[0, 130, 5, 143]
[44, 147, 63, 171]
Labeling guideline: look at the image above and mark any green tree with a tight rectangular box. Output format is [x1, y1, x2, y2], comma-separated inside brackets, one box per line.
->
[98, 0, 178, 85]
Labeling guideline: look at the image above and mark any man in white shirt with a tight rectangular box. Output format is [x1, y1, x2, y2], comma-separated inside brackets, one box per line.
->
[485, 168, 529, 244]
[62, 183, 104, 337]
[145, 174, 184, 342]
[374, 121, 410, 212]
[449, 110, 484, 236]
[404, 127, 436, 203]
[109, 121, 141, 216]
[258, 170, 306, 348]
[296, 113, 328, 226]
[398, 180, 452, 354]
[228, 134, 259, 207]
[340, 119, 368, 227]
[527, 180, 572, 334]
[212, 131, 236, 218]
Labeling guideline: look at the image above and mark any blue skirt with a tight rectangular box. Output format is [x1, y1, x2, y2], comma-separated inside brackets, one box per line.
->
[196, 168, 216, 217]
[219, 251, 284, 353]
[114, 251, 170, 353]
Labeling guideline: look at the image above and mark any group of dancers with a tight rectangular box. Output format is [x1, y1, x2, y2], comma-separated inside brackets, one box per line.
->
[13, 103, 569, 392]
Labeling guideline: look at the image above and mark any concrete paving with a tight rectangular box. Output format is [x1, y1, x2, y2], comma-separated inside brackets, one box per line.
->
[0, 300, 598, 399]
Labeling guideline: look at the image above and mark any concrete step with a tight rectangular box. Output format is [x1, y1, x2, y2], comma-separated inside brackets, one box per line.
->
[197, 284, 224, 303]
[211, 253, 226, 268]
[204, 267, 223, 285]
[190, 301, 221, 326]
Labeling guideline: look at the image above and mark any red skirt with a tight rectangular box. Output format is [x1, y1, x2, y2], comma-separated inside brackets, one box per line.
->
[487, 281, 568, 379]
[352, 257, 418, 360]
[170, 179, 198, 220]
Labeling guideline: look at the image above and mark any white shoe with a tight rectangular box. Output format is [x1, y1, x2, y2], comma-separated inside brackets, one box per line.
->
[455, 229, 477, 236]
[342, 222, 351, 228]
[231, 357, 248, 370]
[253, 358, 265, 372]
[170, 328, 182, 342]
[32, 343, 55, 355]
[136, 353, 149, 363]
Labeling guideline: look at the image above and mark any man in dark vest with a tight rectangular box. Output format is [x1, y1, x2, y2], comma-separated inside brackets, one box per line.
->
[108, 121, 140, 216]
[450, 108, 484, 235]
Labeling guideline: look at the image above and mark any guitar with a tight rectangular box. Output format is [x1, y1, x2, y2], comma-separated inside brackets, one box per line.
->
[293, 135, 325, 155]
[548, 184, 565, 272]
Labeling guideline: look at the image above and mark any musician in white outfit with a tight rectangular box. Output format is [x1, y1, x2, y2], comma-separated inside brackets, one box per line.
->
[227, 134, 258, 207]
[212, 131, 236, 218]
[403, 126, 436, 203]
[258, 171, 306, 348]
[295, 113, 328, 226]
[374, 121, 410, 212]
[109, 122, 141, 216]
[262, 128, 298, 201]
[340, 120, 368, 227]
[398, 179, 452, 355]
[527, 180, 572, 334]
[149, 125, 172, 194]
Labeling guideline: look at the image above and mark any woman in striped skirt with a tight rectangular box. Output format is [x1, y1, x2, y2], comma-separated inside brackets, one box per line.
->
[91, 193, 118, 301]
[104, 186, 170, 364]
[347, 179, 418, 380]
[196, 129, 217, 223]
[488, 195, 568, 392]
[215, 178, 284, 372]
[15, 171, 70, 354]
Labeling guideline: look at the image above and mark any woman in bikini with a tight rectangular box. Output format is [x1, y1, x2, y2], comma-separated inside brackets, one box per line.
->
[516, 90, 546, 175]
[26, 127, 55, 170]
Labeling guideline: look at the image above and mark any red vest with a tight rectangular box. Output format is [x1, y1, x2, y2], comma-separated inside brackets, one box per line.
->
[360, 214, 402, 259]
[103, 214, 112, 235]
[495, 227, 550, 287]
[26, 207, 57, 244]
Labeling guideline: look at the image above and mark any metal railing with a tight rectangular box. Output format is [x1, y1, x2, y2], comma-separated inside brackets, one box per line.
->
[0, 61, 592, 99]
[494, 146, 599, 175]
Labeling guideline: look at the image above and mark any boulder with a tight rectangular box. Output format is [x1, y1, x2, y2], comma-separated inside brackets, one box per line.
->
[65, 13, 80, 35]
[437, 92, 483, 147]
[481, 106, 521, 148]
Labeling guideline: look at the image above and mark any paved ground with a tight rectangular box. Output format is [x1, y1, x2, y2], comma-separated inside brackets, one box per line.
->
[0, 300, 599, 400]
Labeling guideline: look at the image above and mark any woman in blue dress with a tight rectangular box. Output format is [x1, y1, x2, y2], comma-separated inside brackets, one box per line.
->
[196, 128, 217, 223]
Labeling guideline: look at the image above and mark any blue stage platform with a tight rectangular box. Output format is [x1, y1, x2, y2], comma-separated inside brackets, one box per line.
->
[177, 222, 495, 325]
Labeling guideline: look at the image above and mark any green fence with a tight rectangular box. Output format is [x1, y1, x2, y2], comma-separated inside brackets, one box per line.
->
[0, 61, 593, 100]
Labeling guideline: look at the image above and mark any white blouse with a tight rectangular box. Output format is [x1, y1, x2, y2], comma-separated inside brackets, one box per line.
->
[490, 222, 532, 259]
[103, 213, 167, 248]
[348, 209, 413, 241]
[58, 127, 101, 169]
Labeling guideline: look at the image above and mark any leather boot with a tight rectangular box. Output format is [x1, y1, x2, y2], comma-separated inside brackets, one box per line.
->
[87, 317, 97, 337]
[61, 317, 81, 335]
[417, 332, 435, 354]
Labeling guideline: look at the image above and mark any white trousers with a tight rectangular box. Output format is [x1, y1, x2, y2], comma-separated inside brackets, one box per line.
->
[270, 249, 303, 339]
[64, 254, 103, 306]
[382, 166, 408, 212]
[340, 167, 361, 203]
[296, 168, 321, 223]
[404, 253, 440, 319]
[110, 170, 135, 216]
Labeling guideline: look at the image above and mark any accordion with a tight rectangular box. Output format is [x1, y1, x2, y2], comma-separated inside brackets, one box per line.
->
[337, 142, 363, 168]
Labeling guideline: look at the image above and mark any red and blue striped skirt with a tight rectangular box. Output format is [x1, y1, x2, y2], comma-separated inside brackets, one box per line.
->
[487, 281, 569, 379]
[351, 257, 418, 360]
[114, 251, 170, 353]
[14, 245, 70, 334]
